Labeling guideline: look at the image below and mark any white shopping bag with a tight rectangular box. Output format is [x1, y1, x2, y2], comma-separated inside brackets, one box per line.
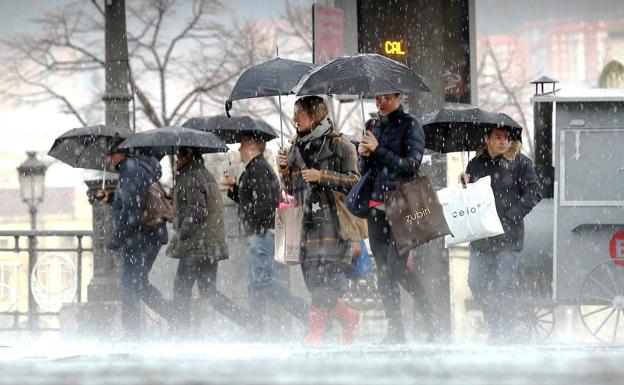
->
[436, 176, 504, 248]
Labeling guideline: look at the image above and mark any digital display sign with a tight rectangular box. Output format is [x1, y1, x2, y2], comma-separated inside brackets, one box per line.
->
[358, 0, 471, 104]
[384, 41, 406, 55]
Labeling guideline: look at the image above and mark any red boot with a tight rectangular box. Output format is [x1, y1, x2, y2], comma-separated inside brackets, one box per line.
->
[303, 307, 329, 345]
[334, 299, 359, 344]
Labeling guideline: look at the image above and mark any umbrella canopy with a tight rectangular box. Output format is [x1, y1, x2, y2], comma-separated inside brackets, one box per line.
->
[48, 125, 134, 172]
[228, 57, 317, 102]
[183, 115, 277, 144]
[292, 53, 430, 97]
[117, 126, 228, 158]
[422, 107, 523, 153]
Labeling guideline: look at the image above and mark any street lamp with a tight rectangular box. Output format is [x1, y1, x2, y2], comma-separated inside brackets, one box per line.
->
[17, 151, 47, 331]
[17, 151, 48, 229]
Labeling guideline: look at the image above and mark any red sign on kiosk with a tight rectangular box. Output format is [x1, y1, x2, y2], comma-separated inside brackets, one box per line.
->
[609, 231, 624, 266]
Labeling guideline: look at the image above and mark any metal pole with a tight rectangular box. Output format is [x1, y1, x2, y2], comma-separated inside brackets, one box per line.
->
[28, 206, 38, 331]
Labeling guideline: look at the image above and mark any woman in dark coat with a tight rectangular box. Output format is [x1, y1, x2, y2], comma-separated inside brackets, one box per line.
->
[276, 96, 361, 344]
[358, 93, 436, 344]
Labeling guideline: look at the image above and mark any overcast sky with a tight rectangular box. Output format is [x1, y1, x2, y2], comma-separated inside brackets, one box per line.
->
[3, 0, 624, 36]
[0, 0, 292, 35]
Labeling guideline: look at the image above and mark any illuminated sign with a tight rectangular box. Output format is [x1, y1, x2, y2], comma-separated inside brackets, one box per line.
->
[384, 41, 406, 55]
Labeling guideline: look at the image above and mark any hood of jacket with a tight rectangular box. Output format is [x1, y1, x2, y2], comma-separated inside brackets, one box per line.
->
[475, 139, 522, 161]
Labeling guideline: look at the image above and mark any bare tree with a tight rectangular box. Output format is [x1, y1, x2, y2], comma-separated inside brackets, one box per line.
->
[0, 0, 254, 129]
[477, 38, 535, 157]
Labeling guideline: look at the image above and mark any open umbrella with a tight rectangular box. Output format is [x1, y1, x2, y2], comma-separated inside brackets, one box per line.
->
[117, 126, 228, 158]
[422, 107, 523, 153]
[225, 56, 316, 147]
[293, 53, 430, 97]
[292, 53, 430, 130]
[48, 125, 134, 171]
[183, 115, 277, 144]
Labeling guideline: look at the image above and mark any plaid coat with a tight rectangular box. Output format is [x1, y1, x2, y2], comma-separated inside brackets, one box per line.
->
[279, 130, 360, 264]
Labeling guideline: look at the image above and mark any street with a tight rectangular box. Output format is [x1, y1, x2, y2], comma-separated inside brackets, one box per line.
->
[1, 341, 623, 384]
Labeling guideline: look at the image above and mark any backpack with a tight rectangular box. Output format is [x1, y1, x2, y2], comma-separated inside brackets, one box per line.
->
[140, 166, 174, 229]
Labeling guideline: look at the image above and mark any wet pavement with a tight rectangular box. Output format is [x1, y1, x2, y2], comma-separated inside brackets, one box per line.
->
[1, 341, 623, 384]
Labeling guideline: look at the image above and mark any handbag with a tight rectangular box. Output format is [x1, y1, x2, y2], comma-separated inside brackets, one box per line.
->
[274, 192, 303, 265]
[345, 119, 377, 218]
[345, 240, 372, 280]
[384, 174, 451, 257]
[333, 190, 368, 241]
[345, 169, 373, 218]
[436, 176, 504, 247]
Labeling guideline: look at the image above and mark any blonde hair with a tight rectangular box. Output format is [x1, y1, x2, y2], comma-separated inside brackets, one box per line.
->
[295, 96, 329, 126]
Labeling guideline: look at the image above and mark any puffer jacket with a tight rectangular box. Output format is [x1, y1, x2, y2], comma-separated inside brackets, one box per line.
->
[359, 105, 425, 201]
[108, 155, 168, 250]
[467, 141, 542, 252]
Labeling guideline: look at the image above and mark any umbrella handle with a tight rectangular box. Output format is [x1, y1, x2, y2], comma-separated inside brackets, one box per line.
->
[360, 96, 366, 135]
[278, 94, 284, 149]
[225, 100, 232, 118]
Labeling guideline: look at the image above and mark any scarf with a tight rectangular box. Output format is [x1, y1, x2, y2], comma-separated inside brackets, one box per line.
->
[291, 117, 333, 150]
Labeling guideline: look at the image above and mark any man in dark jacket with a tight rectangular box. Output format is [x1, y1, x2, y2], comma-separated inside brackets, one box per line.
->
[97, 151, 171, 338]
[166, 147, 252, 336]
[461, 127, 541, 342]
[358, 93, 436, 344]
[222, 135, 308, 338]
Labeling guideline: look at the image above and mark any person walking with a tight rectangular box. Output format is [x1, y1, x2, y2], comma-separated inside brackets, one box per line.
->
[221, 134, 308, 339]
[358, 93, 436, 344]
[166, 147, 252, 336]
[97, 150, 171, 339]
[276, 96, 361, 344]
[460, 127, 541, 343]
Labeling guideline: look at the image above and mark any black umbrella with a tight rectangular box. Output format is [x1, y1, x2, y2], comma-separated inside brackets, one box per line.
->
[422, 107, 523, 153]
[48, 125, 134, 172]
[227, 57, 316, 102]
[226, 57, 316, 147]
[292, 53, 430, 97]
[292, 53, 430, 130]
[117, 126, 228, 158]
[183, 115, 277, 144]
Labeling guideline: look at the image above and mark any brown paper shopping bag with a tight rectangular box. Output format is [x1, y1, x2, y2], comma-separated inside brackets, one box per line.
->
[384, 175, 451, 257]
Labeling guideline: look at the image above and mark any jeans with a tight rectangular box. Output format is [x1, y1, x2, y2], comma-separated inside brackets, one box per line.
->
[120, 243, 170, 336]
[172, 257, 251, 332]
[367, 208, 435, 339]
[248, 233, 308, 332]
[468, 248, 520, 337]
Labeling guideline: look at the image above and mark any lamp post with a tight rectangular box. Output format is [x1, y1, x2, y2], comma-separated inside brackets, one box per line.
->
[17, 151, 47, 330]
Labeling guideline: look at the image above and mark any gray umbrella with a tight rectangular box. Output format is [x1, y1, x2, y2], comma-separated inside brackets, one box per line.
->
[116, 126, 228, 158]
[292, 53, 430, 97]
[48, 125, 134, 172]
[183, 115, 277, 144]
[226, 57, 316, 147]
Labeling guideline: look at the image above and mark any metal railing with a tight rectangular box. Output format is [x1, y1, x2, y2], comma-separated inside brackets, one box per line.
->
[0, 230, 93, 331]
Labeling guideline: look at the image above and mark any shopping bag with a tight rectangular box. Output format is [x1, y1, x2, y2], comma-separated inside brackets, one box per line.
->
[333, 191, 368, 241]
[384, 175, 451, 257]
[274, 191, 303, 265]
[437, 176, 504, 247]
